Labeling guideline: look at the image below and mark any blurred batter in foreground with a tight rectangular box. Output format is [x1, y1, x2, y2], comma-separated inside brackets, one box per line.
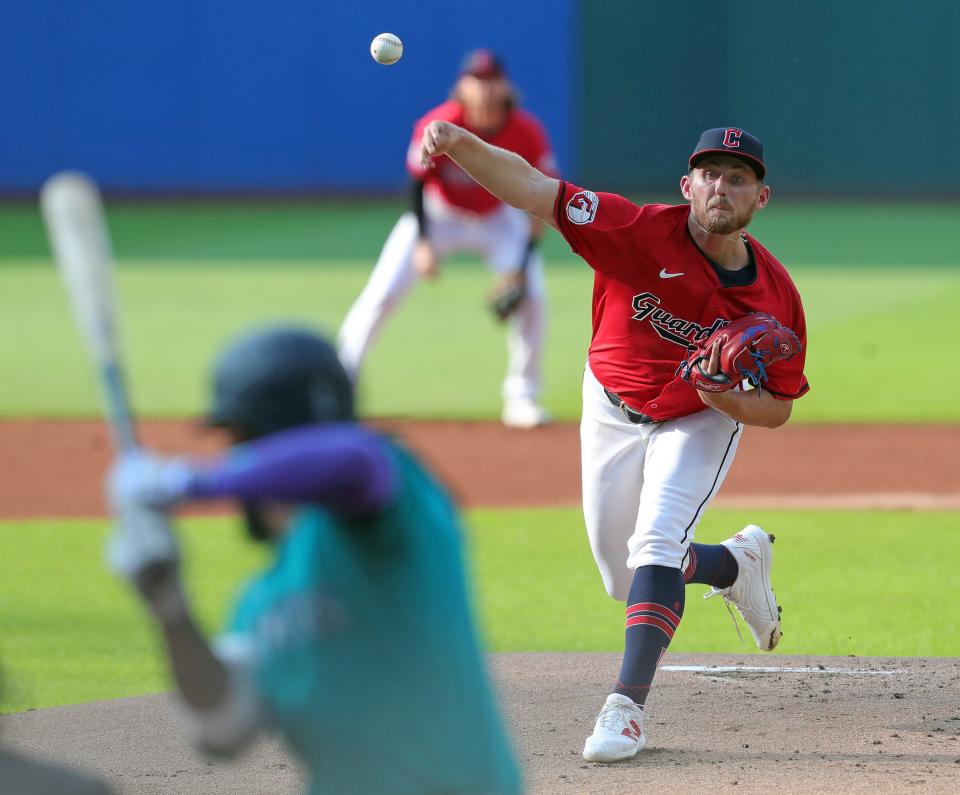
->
[337, 49, 557, 428]
[106, 326, 521, 795]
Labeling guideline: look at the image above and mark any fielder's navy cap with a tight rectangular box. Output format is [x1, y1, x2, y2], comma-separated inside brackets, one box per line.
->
[460, 49, 506, 78]
[689, 127, 766, 180]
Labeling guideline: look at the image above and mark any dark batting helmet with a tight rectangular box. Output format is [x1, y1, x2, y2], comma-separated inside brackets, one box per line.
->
[205, 325, 354, 438]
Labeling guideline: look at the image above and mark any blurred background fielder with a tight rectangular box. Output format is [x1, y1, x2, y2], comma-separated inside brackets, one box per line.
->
[337, 49, 558, 428]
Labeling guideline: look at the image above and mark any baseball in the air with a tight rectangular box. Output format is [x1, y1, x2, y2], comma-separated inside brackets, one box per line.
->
[370, 33, 403, 65]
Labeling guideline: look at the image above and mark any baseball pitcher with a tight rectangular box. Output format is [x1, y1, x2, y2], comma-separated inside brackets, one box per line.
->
[418, 122, 809, 761]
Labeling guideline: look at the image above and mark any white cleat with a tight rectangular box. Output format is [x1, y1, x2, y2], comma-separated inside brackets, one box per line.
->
[582, 693, 648, 762]
[501, 398, 551, 429]
[705, 524, 782, 651]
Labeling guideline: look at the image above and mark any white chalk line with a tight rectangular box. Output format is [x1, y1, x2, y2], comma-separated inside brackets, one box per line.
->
[712, 493, 960, 510]
[662, 665, 900, 676]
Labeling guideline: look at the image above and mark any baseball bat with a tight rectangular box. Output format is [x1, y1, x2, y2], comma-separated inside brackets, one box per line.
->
[40, 171, 138, 452]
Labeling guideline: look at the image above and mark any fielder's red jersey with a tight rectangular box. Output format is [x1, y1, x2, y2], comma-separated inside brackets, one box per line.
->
[554, 181, 809, 421]
[408, 101, 556, 215]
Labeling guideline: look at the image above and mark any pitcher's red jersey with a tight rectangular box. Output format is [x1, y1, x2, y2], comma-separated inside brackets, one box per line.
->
[408, 101, 556, 215]
[553, 181, 809, 420]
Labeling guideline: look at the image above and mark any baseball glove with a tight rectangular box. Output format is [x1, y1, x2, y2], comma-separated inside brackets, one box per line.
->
[679, 312, 802, 393]
[487, 270, 527, 322]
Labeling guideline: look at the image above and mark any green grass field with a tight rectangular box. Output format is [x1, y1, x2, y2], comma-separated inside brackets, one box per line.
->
[2, 199, 958, 714]
[1, 199, 959, 421]
[2, 508, 957, 714]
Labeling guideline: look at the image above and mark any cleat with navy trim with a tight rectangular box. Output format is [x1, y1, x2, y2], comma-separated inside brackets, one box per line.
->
[582, 693, 648, 762]
[705, 524, 782, 651]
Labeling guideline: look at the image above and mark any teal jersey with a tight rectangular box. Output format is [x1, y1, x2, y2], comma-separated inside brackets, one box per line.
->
[227, 438, 521, 795]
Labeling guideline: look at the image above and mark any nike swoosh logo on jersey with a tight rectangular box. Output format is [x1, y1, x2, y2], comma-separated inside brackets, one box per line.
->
[659, 268, 684, 279]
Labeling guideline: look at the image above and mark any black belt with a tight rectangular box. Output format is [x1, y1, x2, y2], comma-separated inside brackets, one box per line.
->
[603, 388, 658, 425]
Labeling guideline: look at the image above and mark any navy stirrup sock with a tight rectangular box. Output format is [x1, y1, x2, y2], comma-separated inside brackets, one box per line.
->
[614, 565, 685, 707]
[683, 542, 739, 588]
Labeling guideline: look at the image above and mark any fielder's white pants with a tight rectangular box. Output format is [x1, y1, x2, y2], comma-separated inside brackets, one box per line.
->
[337, 197, 546, 402]
[581, 363, 743, 601]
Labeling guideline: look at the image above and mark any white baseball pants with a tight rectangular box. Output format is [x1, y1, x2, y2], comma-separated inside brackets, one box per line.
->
[580, 363, 743, 601]
[337, 196, 546, 402]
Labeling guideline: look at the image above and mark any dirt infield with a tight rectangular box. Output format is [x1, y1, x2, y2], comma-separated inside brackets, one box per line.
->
[3, 419, 959, 793]
[2, 419, 959, 518]
[3, 653, 959, 794]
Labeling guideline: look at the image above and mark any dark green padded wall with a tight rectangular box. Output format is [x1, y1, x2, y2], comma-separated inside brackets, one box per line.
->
[578, 1, 960, 194]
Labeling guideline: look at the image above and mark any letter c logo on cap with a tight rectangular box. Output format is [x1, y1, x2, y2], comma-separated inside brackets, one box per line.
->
[722, 129, 743, 148]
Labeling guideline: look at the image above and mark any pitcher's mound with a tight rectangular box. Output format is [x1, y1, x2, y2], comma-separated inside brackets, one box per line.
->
[3, 653, 959, 794]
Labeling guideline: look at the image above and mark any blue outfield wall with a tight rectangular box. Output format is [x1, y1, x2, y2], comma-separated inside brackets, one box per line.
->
[12, 2, 955, 196]
[1, 1, 577, 193]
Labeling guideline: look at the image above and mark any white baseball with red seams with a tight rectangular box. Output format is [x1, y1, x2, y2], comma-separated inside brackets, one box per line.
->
[370, 33, 403, 65]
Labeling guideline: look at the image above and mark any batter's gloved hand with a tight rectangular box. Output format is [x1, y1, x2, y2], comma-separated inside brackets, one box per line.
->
[106, 494, 188, 622]
[679, 312, 802, 393]
[106, 498, 180, 580]
[108, 450, 195, 509]
[106, 454, 190, 620]
[487, 270, 527, 321]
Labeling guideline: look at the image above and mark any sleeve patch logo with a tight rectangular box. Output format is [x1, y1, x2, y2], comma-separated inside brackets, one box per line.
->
[566, 190, 599, 225]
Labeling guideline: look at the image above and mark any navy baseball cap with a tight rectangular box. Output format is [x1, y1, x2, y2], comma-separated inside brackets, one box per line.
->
[460, 49, 506, 79]
[689, 127, 766, 180]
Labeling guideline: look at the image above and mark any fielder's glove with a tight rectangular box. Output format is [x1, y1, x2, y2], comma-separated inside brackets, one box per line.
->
[487, 271, 527, 322]
[679, 312, 802, 393]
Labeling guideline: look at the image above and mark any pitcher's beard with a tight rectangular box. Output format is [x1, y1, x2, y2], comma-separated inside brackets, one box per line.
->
[693, 202, 756, 236]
